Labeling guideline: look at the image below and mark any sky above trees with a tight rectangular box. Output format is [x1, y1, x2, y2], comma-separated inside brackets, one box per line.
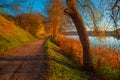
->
[0, 0, 119, 31]
[0, 0, 49, 16]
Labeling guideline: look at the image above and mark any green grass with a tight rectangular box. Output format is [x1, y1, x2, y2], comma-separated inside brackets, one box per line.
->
[97, 65, 120, 80]
[44, 39, 89, 80]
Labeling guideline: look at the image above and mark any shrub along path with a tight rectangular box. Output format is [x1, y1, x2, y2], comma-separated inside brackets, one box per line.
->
[0, 38, 47, 80]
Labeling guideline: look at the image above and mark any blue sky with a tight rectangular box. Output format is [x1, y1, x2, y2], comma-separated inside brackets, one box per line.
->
[0, 0, 119, 30]
[0, 0, 49, 16]
[30, 0, 49, 15]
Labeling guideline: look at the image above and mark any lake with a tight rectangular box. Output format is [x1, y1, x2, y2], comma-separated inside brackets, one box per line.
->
[67, 36, 120, 50]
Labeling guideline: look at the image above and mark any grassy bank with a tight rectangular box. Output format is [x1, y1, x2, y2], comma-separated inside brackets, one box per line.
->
[44, 39, 89, 80]
[56, 34, 120, 80]
[0, 15, 36, 53]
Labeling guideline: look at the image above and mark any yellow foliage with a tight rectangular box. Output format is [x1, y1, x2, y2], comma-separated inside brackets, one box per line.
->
[36, 24, 46, 36]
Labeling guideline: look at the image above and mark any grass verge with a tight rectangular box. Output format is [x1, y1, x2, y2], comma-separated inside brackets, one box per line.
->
[44, 39, 88, 80]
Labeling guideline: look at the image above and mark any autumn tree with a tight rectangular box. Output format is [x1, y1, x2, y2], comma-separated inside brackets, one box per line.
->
[65, 0, 94, 71]
[15, 13, 45, 36]
[110, 0, 120, 38]
[0, 0, 28, 26]
[48, 0, 64, 37]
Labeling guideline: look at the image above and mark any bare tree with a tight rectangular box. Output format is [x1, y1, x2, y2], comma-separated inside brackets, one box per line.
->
[110, 0, 120, 38]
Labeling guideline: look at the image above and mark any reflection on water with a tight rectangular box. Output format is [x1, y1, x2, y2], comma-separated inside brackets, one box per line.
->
[67, 36, 120, 50]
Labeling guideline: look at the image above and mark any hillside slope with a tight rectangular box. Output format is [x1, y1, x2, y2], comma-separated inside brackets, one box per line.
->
[0, 15, 35, 53]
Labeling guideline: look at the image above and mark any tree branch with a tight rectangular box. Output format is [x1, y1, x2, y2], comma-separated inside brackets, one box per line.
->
[64, 8, 71, 16]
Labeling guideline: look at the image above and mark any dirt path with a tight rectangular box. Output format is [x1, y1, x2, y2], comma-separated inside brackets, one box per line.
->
[0, 39, 46, 80]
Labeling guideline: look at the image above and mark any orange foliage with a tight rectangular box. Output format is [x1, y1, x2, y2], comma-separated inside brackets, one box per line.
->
[56, 34, 83, 65]
[56, 34, 120, 69]
[0, 15, 14, 35]
[92, 46, 120, 68]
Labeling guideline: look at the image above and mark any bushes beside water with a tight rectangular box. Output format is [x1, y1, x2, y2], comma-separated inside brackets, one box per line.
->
[56, 34, 120, 80]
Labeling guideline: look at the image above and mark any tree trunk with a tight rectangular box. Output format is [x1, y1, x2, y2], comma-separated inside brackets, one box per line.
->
[65, 0, 94, 71]
[55, 23, 60, 36]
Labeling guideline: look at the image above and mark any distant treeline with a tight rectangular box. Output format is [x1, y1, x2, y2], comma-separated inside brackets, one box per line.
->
[63, 30, 120, 37]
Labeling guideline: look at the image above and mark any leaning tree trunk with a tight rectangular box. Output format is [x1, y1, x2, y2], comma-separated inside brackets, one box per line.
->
[65, 0, 94, 71]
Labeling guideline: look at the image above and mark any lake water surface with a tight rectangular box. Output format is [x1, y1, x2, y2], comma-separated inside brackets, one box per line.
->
[67, 36, 120, 50]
